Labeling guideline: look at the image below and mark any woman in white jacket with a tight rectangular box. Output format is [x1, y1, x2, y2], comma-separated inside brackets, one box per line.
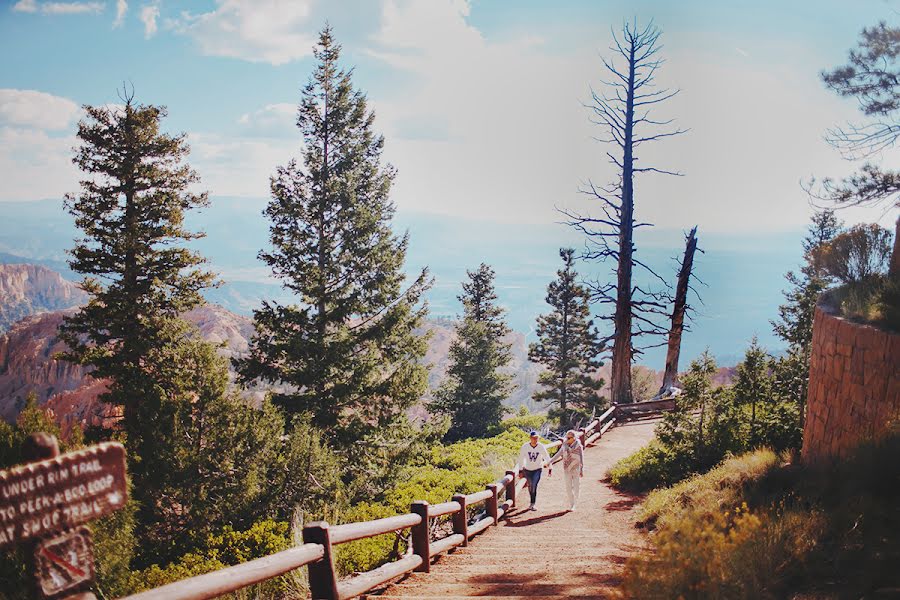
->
[549, 430, 584, 511]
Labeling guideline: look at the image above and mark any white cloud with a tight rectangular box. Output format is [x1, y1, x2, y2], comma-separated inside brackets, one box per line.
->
[0, 89, 81, 130]
[236, 103, 296, 137]
[0, 127, 79, 201]
[139, 2, 159, 38]
[42, 1, 103, 14]
[12, 0, 37, 13]
[0, 89, 82, 201]
[187, 132, 299, 197]
[172, 0, 317, 65]
[360, 0, 890, 232]
[12, 0, 104, 14]
[113, 0, 127, 27]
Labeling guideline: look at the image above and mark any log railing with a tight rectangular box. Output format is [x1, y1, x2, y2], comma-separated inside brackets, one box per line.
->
[117, 402, 666, 600]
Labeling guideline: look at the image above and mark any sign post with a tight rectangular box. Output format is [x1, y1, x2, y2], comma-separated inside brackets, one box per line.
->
[1, 433, 128, 600]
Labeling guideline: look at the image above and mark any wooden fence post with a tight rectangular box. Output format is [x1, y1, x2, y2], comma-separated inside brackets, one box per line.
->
[452, 494, 468, 547]
[302, 521, 338, 600]
[486, 484, 499, 525]
[505, 470, 517, 507]
[410, 501, 430, 573]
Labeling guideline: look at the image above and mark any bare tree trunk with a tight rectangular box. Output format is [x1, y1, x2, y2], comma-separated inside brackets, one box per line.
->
[562, 22, 684, 406]
[890, 215, 900, 279]
[659, 226, 698, 395]
[610, 35, 637, 406]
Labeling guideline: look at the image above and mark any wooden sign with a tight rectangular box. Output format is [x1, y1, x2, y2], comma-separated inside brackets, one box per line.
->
[34, 526, 95, 599]
[0, 442, 127, 549]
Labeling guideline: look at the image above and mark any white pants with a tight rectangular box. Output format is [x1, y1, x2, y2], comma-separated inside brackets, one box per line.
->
[564, 468, 581, 508]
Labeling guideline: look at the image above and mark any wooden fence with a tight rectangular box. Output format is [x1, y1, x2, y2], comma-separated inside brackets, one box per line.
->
[118, 403, 660, 600]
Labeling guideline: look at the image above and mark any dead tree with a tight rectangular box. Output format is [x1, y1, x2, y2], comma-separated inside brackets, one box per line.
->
[658, 226, 701, 395]
[561, 21, 685, 404]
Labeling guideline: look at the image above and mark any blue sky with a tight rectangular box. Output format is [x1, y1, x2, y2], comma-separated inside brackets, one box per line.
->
[2, 0, 898, 232]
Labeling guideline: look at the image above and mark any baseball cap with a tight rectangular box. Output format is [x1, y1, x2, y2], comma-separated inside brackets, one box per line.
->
[529, 430, 538, 437]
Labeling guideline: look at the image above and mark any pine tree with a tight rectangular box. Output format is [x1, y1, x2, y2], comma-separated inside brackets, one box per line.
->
[771, 210, 842, 427]
[434, 264, 513, 441]
[135, 333, 284, 562]
[58, 96, 215, 473]
[529, 248, 605, 425]
[732, 337, 773, 440]
[237, 27, 431, 447]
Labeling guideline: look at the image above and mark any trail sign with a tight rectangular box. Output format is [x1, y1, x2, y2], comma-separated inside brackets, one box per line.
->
[34, 526, 95, 599]
[0, 442, 127, 550]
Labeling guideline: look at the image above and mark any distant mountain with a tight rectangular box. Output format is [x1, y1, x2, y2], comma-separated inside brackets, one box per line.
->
[0, 305, 263, 433]
[0, 198, 799, 368]
[0, 264, 87, 332]
[0, 263, 545, 430]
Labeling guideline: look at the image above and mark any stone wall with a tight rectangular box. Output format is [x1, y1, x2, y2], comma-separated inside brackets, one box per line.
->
[801, 301, 900, 464]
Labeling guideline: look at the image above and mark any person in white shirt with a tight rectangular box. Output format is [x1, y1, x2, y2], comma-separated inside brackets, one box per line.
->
[518, 430, 552, 511]
[548, 429, 585, 511]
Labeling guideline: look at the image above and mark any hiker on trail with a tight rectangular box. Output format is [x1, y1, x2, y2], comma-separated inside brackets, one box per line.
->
[518, 430, 552, 511]
[549, 429, 584, 512]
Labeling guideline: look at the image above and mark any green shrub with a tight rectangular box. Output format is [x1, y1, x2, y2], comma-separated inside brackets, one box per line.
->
[334, 502, 400, 576]
[624, 435, 900, 599]
[119, 520, 293, 597]
[607, 442, 686, 492]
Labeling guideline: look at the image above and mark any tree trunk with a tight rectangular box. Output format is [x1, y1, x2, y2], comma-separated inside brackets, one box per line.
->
[659, 226, 698, 395]
[890, 215, 900, 280]
[610, 38, 637, 405]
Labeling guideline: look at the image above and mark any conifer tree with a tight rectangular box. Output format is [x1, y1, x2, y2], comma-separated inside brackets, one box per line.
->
[529, 249, 605, 425]
[434, 264, 513, 441]
[732, 337, 773, 437]
[238, 27, 431, 447]
[59, 96, 215, 467]
[136, 334, 284, 562]
[771, 210, 842, 426]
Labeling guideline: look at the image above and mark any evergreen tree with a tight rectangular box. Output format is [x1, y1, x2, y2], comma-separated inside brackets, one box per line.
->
[237, 27, 431, 448]
[529, 248, 605, 425]
[771, 210, 842, 426]
[434, 264, 513, 441]
[135, 333, 284, 563]
[58, 97, 215, 462]
[731, 337, 773, 439]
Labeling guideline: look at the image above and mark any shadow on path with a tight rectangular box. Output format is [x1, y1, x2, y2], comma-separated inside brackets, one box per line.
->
[504, 509, 568, 527]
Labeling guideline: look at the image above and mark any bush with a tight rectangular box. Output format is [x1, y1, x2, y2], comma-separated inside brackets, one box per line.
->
[607, 442, 687, 492]
[608, 347, 803, 494]
[829, 274, 900, 331]
[119, 520, 294, 597]
[624, 435, 900, 599]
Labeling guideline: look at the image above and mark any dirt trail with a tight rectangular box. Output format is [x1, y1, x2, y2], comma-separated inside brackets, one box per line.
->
[374, 417, 659, 600]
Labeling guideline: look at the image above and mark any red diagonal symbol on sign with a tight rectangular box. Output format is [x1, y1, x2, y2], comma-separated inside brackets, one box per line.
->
[40, 546, 86, 579]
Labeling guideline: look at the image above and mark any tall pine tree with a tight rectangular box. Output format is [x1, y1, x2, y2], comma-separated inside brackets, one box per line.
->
[434, 264, 513, 441]
[59, 97, 215, 467]
[237, 27, 431, 448]
[529, 249, 605, 425]
[771, 210, 842, 427]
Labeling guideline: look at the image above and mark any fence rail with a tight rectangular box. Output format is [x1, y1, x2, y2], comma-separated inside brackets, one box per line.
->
[118, 401, 668, 600]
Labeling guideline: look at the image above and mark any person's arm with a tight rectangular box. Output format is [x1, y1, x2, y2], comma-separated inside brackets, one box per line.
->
[541, 443, 553, 467]
[548, 444, 565, 466]
[577, 442, 585, 476]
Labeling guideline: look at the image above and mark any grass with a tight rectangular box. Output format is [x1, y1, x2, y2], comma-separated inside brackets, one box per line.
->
[622, 432, 900, 599]
[830, 275, 900, 332]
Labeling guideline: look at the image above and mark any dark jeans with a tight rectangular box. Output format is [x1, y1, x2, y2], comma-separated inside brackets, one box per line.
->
[523, 467, 542, 505]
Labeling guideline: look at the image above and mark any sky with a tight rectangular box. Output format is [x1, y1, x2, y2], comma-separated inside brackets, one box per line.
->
[1, 0, 898, 233]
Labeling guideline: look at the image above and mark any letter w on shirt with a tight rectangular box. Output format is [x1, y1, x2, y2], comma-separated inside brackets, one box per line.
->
[528, 451, 539, 461]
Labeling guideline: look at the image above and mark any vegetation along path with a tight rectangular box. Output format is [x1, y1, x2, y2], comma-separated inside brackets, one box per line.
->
[375, 417, 660, 599]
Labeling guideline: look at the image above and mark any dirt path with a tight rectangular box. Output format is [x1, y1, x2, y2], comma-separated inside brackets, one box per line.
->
[374, 418, 659, 600]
